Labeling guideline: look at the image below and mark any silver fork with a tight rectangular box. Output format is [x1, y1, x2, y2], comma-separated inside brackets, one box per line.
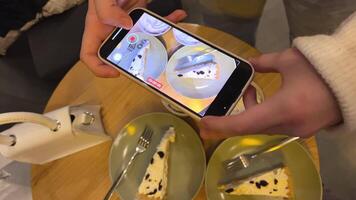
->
[104, 126, 153, 200]
[223, 137, 299, 173]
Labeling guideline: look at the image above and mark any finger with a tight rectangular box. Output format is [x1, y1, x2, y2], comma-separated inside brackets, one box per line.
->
[94, 0, 133, 29]
[81, 17, 120, 77]
[81, 52, 120, 77]
[200, 96, 285, 139]
[243, 85, 257, 109]
[165, 10, 187, 23]
[249, 53, 281, 73]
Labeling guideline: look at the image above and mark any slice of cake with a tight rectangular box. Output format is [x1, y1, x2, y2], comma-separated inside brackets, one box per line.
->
[175, 53, 219, 80]
[220, 167, 290, 198]
[128, 39, 150, 80]
[176, 62, 218, 80]
[137, 127, 176, 200]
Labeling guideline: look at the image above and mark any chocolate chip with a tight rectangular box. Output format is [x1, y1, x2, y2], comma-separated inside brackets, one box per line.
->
[260, 180, 268, 187]
[200, 71, 205, 74]
[255, 180, 268, 189]
[249, 181, 254, 184]
[133, 58, 135, 62]
[177, 74, 183, 77]
[255, 182, 261, 189]
[225, 188, 234, 193]
[148, 179, 152, 182]
[274, 178, 278, 185]
[269, 191, 272, 194]
[157, 151, 165, 158]
[273, 189, 278, 191]
[158, 180, 163, 191]
[138, 55, 142, 59]
[147, 189, 157, 196]
[150, 158, 154, 164]
[146, 186, 149, 189]
[145, 173, 150, 180]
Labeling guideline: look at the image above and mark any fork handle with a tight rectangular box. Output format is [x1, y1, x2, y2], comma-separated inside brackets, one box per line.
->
[253, 137, 300, 157]
[104, 151, 139, 200]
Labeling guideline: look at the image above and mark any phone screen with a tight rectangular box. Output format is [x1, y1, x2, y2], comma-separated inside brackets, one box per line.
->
[106, 12, 241, 117]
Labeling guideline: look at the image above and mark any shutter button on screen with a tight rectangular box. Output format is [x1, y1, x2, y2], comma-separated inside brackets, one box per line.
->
[127, 33, 139, 44]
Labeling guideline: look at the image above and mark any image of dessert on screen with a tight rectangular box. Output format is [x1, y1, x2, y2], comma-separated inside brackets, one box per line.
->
[108, 13, 239, 115]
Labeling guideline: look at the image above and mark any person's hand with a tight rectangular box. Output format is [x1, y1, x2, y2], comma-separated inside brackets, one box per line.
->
[200, 48, 342, 139]
[80, 0, 187, 77]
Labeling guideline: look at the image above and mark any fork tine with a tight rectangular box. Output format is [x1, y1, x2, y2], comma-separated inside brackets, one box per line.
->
[223, 159, 238, 168]
[227, 163, 244, 172]
[137, 126, 153, 148]
[224, 156, 249, 174]
[145, 127, 153, 141]
[143, 126, 151, 139]
[141, 126, 148, 139]
[141, 127, 150, 144]
[146, 127, 154, 147]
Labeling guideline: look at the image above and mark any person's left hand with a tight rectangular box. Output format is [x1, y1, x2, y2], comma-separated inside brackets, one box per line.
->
[200, 48, 342, 139]
[80, 0, 187, 77]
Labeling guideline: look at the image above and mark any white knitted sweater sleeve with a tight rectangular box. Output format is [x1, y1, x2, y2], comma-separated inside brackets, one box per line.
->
[293, 12, 356, 133]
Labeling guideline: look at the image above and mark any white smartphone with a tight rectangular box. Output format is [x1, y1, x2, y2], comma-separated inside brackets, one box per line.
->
[99, 8, 254, 120]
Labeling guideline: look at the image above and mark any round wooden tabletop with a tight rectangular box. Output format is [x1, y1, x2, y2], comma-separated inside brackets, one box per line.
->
[31, 23, 319, 200]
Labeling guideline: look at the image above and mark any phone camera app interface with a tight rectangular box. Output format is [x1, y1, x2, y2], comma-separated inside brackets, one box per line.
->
[107, 13, 240, 116]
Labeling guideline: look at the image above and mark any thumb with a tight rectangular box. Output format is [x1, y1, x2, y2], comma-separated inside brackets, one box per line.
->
[165, 10, 188, 23]
[200, 96, 284, 139]
[249, 53, 282, 73]
[94, 0, 133, 29]
[243, 85, 258, 109]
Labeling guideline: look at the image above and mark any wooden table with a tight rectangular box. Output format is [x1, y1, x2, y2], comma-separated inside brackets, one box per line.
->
[31, 23, 319, 200]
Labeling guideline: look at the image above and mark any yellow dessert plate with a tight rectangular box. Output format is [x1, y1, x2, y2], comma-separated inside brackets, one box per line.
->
[109, 112, 206, 200]
[206, 135, 322, 200]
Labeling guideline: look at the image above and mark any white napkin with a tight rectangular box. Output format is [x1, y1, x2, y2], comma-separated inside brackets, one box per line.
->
[0, 154, 12, 170]
[0, 161, 32, 200]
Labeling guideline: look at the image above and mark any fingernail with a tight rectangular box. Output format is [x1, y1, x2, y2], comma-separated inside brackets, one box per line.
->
[179, 11, 187, 17]
[123, 18, 133, 29]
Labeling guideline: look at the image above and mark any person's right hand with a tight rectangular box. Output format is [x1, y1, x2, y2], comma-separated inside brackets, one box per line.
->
[200, 48, 342, 139]
[80, 0, 187, 78]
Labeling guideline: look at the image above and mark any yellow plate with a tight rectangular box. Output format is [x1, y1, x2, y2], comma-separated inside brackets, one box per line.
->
[206, 135, 322, 200]
[109, 112, 206, 200]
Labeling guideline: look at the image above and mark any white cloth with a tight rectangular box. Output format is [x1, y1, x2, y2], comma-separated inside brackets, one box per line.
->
[0, 162, 32, 200]
[0, 155, 12, 170]
[0, 0, 85, 55]
[294, 11, 356, 134]
[1, 155, 32, 200]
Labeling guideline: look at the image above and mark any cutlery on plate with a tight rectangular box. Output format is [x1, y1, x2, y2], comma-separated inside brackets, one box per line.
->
[104, 126, 153, 200]
[219, 137, 299, 185]
[175, 48, 217, 70]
